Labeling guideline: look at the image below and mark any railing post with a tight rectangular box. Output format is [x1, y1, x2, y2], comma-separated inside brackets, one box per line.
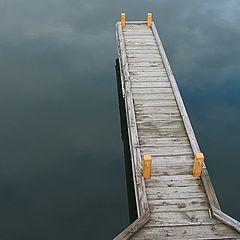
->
[193, 152, 204, 177]
[143, 155, 152, 179]
[147, 13, 152, 27]
[121, 12, 126, 27]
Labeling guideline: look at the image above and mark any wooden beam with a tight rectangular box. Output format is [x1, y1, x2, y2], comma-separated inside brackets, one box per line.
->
[116, 22, 149, 216]
[113, 210, 150, 240]
[212, 207, 240, 233]
[201, 168, 221, 210]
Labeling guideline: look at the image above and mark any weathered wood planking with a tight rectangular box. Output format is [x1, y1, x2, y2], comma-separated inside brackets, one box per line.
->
[131, 224, 240, 240]
[114, 20, 240, 239]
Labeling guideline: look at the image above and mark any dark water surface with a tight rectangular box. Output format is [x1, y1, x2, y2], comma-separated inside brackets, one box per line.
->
[0, 1, 239, 239]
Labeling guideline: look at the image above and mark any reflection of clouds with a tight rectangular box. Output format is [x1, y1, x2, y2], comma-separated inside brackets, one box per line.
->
[2, 0, 239, 89]
[156, 1, 240, 88]
[0, 2, 128, 237]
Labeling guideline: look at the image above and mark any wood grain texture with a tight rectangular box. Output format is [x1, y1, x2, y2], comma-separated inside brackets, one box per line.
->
[131, 224, 240, 240]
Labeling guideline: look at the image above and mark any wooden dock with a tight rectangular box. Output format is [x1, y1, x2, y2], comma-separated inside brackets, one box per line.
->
[114, 15, 240, 240]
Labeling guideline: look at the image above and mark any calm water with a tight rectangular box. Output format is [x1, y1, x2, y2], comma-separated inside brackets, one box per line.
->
[0, 1, 239, 239]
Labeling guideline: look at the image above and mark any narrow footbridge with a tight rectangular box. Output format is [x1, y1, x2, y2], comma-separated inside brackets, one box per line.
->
[115, 13, 240, 240]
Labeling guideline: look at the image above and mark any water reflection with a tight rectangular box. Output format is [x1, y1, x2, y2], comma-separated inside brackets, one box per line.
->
[0, 1, 239, 239]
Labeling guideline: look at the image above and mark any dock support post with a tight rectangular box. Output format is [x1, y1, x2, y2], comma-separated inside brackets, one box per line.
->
[193, 152, 204, 177]
[121, 12, 126, 27]
[147, 13, 152, 27]
[143, 155, 152, 179]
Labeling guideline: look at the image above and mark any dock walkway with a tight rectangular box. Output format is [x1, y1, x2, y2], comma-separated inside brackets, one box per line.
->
[115, 16, 240, 240]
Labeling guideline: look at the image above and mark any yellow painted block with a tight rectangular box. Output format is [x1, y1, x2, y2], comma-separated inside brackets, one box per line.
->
[143, 155, 152, 179]
[193, 152, 204, 177]
[147, 12, 152, 27]
[121, 12, 126, 27]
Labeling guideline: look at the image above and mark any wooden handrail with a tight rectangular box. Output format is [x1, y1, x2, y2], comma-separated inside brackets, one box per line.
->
[113, 210, 150, 240]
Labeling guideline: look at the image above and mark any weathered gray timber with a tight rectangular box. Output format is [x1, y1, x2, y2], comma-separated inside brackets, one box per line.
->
[114, 20, 240, 239]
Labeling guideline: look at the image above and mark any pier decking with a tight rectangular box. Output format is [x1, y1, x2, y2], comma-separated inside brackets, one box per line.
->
[115, 16, 240, 240]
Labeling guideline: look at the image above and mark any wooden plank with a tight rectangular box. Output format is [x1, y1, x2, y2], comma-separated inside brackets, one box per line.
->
[124, 26, 148, 30]
[136, 114, 181, 121]
[127, 53, 160, 59]
[113, 210, 150, 240]
[128, 58, 163, 63]
[116, 22, 130, 97]
[128, 62, 164, 68]
[135, 104, 178, 110]
[149, 197, 209, 212]
[146, 185, 204, 196]
[125, 40, 156, 45]
[135, 113, 181, 121]
[129, 67, 166, 72]
[125, 21, 147, 24]
[126, 93, 149, 216]
[136, 111, 181, 121]
[136, 118, 184, 127]
[132, 88, 172, 94]
[212, 207, 240, 233]
[139, 136, 190, 146]
[124, 35, 154, 38]
[117, 22, 140, 214]
[135, 106, 179, 114]
[126, 49, 160, 54]
[133, 93, 175, 100]
[145, 175, 201, 188]
[140, 143, 190, 149]
[123, 31, 152, 35]
[151, 165, 193, 176]
[148, 210, 216, 227]
[146, 174, 200, 182]
[124, 34, 153, 38]
[134, 98, 176, 104]
[131, 82, 171, 88]
[129, 65, 165, 70]
[125, 43, 157, 47]
[124, 22, 147, 26]
[123, 30, 152, 34]
[146, 186, 206, 199]
[125, 45, 159, 51]
[131, 224, 240, 240]
[125, 38, 155, 42]
[134, 101, 177, 108]
[138, 123, 185, 131]
[201, 168, 221, 210]
[138, 130, 188, 139]
[138, 122, 187, 131]
[130, 69, 166, 75]
[137, 121, 183, 131]
[130, 75, 168, 81]
[136, 115, 181, 122]
[152, 156, 193, 167]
